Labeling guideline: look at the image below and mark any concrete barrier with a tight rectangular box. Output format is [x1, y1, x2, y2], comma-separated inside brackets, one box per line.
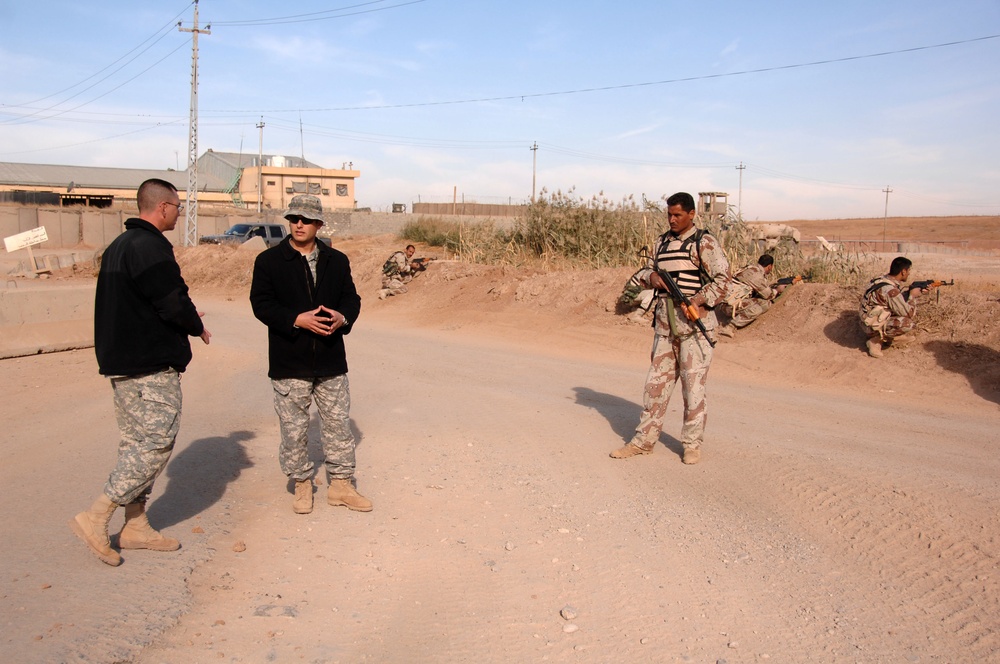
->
[0, 283, 95, 359]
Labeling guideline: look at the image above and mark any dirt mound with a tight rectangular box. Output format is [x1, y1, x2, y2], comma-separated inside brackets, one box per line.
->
[175, 235, 1000, 409]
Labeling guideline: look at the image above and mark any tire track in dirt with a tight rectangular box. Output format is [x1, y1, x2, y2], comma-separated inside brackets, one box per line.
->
[734, 414, 1000, 661]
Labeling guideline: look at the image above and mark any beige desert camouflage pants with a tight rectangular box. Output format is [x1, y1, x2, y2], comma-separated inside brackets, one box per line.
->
[272, 375, 355, 482]
[380, 274, 411, 296]
[630, 332, 713, 452]
[860, 314, 915, 340]
[731, 297, 771, 328]
[104, 369, 181, 505]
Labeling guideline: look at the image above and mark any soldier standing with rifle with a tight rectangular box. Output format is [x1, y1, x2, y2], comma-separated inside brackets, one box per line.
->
[610, 192, 730, 465]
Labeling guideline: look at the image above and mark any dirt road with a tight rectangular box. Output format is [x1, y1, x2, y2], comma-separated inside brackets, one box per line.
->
[2, 292, 997, 663]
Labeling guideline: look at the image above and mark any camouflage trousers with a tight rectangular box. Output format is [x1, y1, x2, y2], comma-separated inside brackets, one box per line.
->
[380, 275, 410, 297]
[860, 315, 915, 340]
[630, 332, 713, 451]
[104, 369, 182, 506]
[272, 375, 355, 482]
[731, 298, 771, 328]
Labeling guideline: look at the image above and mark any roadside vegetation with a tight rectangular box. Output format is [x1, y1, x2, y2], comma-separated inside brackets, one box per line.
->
[400, 188, 871, 285]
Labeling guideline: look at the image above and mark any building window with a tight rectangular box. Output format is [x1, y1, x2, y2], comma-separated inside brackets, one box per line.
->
[267, 180, 276, 186]
[336, 184, 348, 196]
[308, 183, 321, 195]
[291, 182, 308, 193]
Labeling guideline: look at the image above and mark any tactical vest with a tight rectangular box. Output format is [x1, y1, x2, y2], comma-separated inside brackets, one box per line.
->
[653, 229, 709, 298]
[619, 269, 645, 305]
[859, 276, 896, 330]
[382, 251, 405, 277]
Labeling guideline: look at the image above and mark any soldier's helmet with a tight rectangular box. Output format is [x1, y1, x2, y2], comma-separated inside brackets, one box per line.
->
[284, 195, 324, 224]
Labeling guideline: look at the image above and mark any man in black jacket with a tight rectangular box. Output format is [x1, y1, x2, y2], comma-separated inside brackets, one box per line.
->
[250, 195, 366, 515]
[69, 178, 211, 566]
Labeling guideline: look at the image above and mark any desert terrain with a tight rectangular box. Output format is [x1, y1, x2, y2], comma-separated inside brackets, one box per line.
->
[1, 216, 998, 663]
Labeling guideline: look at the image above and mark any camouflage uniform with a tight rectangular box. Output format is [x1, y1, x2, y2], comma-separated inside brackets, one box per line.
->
[725, 263, 775, 328]
[619, 268, 656, 321]
[272, 376, 355, 482]
[859, 275, 917, 340]
[630, 227, 730, 453]
[93, 214, 205, 507]
[380, 250, 414, 296]
[105, 369, 182, 505]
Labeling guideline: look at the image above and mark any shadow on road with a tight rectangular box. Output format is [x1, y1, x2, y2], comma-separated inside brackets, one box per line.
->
[150, 430, 255, 528]
[924, 340, 1000, 406]
[573, 387, 683, 458]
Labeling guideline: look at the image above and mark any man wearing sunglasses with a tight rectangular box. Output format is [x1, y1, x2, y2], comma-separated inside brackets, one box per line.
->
[250, 194, 367, 515]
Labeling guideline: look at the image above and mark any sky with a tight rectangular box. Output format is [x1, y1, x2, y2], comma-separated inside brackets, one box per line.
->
[1, 0, 998, 221]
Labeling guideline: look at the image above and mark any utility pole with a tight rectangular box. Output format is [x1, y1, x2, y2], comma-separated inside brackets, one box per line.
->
[178, 0, 210, 246]
[735, 161, 746, 218]
[530, 142, 538, 203]
[256, 118, 265, 213]
[299, 112, 305, 161]
[882, 186, 893, 248]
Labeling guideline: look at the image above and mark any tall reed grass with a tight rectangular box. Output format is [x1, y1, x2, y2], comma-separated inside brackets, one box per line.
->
[400, 189, 870, 284]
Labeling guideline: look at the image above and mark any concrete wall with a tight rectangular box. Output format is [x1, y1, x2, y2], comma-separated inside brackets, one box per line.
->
[0, 283, 95, 358]
[1, 204, 520, 252]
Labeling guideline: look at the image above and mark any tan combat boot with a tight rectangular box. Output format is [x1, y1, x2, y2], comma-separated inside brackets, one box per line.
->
[866, 337, 883, 358]
[609, 443, 652, 459]
[118, 501, 180, 551]
[682, 447, 701, 465]
[327, 478, 373, 512]
[293, 479, 314, 514]
[717, 324, 736, 339]
[68, 494, 122, 566]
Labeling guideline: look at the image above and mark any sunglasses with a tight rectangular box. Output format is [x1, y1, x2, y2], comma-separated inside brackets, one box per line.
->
[288, 216, 319, 226]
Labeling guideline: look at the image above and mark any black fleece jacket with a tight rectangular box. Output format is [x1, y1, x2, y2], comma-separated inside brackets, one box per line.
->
[94, 218, 204, 376]
[249, 236, 361, 379]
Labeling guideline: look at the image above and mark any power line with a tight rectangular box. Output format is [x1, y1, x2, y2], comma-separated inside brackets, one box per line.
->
[0, 122, 185, 157]
[210, 0, 425, 27]
[3, 4, 193, 123]
[3, 39, 191, 127]
[203, 33, 1000, 113]
[264, 117, 525, 149]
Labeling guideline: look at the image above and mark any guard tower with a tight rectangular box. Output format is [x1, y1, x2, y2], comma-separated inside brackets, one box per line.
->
[698, 192, 729, 220]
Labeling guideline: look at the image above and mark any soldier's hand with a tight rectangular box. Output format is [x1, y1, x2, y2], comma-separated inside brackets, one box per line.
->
[295, 307, 335, 335]
[317, 306, 347, 330]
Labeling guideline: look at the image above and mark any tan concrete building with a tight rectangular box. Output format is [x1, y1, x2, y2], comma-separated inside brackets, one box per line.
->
[201, 151, 360, 212]
[0, 151, 360, 212]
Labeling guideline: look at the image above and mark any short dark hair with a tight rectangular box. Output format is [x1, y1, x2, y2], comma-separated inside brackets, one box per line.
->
[757, 254, 775, 268]
[889, 256, 912, 276]
[137, 178, 178, 213]
[406, 244, 416, 251]
[665, 192, 695, 212]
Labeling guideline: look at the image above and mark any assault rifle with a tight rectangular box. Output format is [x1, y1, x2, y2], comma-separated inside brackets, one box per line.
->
[653, 268, 716, 348]
[775, 275, 807, 286]
[412, 257, 436, 270]
[904, 279, 954, 301]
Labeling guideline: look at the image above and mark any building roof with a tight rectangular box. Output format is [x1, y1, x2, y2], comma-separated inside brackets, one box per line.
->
[0, 162, 187, 191]
[200, 150, 322, 170]
[0, 151, 328, 195]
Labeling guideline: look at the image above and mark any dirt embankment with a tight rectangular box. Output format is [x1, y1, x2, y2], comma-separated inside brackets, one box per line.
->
[170, 232, 1000, 412]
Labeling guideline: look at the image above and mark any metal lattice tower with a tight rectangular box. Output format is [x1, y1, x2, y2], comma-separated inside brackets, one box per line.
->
[178, 1, 210, 246]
